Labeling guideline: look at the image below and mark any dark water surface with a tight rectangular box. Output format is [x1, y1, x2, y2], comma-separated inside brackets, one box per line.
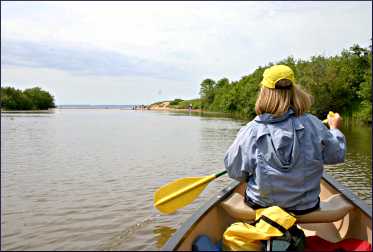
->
[1, 109, 371, 250]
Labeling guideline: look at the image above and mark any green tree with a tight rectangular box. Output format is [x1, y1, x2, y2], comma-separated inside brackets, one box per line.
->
[170, 98, 184, 106]
[357, 51, 372, 123]
[197, 42, 372, 123]
[216, 78, 230, 89]
[1, 86, 33, 110]
[199, 79, 216, 109]
[23, 87, 55, 109]
[1, 86, 55, 110]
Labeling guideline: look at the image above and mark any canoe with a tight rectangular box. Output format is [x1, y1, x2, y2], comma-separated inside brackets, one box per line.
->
[162, 173, 372, 251]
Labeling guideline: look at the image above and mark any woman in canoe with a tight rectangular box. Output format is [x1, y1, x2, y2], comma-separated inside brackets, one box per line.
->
[224, 64, 346, 215]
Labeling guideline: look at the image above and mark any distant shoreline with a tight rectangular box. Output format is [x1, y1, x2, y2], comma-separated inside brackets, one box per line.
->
[147, 101, 200, 112]
[0, 105, 229, 116]
[149, 107, 203, 112]
[146, 101, 233, 116]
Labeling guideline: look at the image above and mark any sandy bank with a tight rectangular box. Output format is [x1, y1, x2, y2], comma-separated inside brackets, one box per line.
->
[147, 101, 203, 112]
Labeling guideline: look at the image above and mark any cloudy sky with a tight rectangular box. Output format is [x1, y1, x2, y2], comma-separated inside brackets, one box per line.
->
[1, 1, 372, 105]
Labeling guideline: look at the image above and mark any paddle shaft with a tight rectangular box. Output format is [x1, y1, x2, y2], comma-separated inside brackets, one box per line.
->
[215, 170, 227, 178]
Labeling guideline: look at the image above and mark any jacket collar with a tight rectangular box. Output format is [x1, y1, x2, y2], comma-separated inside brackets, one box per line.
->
[254, 108, 295, 124]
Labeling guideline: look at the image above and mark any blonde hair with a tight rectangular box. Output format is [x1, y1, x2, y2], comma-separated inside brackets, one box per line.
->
[255, 79, 313, 117]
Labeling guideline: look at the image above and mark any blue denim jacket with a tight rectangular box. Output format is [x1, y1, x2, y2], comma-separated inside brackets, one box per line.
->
[224, 109, 346, 211]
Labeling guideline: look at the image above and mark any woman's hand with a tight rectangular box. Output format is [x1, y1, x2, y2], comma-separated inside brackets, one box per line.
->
[328, 112, 342, 129]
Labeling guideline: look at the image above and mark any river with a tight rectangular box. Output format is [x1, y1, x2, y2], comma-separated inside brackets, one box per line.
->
[1, 109, 371, 250]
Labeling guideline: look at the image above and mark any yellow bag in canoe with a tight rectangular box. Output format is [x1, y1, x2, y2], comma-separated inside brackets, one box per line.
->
[222, 206, 297, 251]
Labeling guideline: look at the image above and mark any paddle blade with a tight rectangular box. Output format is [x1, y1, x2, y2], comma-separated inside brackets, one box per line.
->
[322, 111, 335, 124]
[154, 175, 215, 214]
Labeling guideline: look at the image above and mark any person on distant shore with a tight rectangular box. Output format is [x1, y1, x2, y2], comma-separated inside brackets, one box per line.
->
[224, 65, 346, 215]
[188, 104, 192, 112]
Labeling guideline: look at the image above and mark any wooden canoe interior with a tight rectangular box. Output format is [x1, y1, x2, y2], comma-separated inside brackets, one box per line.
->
[174, 179, 372, 251]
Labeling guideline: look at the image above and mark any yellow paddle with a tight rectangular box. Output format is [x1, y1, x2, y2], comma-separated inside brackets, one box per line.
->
[154, 170, 227, 214]
[322, 111, 335, 124]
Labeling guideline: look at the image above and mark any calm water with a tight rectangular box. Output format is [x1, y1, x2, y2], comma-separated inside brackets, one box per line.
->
[1, 109, 371, 250]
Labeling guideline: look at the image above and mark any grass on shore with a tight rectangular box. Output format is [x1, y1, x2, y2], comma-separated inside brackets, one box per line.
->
[168, 98, 202, 109]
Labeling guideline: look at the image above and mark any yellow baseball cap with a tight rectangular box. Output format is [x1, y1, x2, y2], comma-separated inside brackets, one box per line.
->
[260, 65, 295, 89]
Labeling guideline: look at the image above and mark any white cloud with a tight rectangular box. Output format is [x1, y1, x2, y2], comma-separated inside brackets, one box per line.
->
[1, 1, 372, 104]
[1, 39, 189, 80]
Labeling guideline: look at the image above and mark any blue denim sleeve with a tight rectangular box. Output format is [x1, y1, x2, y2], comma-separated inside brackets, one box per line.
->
[224, 123, 256, 182]
[322, 128, 346, 164]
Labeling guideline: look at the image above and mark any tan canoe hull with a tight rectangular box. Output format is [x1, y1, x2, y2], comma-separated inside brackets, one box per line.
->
[163, 174, 371, 251]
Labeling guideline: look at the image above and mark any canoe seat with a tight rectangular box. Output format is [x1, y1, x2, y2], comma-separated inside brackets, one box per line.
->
[220, 193, 354, 223]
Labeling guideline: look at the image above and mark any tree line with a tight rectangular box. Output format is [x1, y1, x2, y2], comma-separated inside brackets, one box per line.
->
[1, 86, 55, 110]
[198, 43, 371, 123]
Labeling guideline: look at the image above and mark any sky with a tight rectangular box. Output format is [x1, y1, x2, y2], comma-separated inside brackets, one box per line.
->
[1, 1, 372, 105]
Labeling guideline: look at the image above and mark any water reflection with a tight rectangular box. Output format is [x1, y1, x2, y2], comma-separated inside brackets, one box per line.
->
[1, 110, 55, 114]
[166, 110, 241, 120]
[153, 226, 177, 248]
[1, 112, 55, 119]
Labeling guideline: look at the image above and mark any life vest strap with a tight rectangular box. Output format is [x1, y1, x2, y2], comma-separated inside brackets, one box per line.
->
[254, 215, 288, 234]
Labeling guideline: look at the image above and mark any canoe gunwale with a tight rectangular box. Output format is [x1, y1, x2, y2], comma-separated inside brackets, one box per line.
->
[161, 173, 371, 251]
[162, 180, 240, 251]
[322, 172, 372, 218]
